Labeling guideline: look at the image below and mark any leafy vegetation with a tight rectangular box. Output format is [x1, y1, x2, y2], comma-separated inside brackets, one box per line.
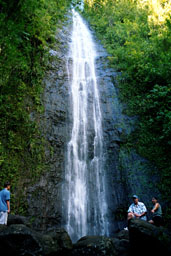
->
[0, 0, 71, 214]
[82, 0, 171, 223]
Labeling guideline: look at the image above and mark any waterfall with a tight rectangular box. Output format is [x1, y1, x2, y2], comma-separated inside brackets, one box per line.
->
[63, 10, 109, 242]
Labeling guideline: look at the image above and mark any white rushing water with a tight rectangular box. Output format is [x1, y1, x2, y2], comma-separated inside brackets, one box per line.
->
[64, 10, 109, 242]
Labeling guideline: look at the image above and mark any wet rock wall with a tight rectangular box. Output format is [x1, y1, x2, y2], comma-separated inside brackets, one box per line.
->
[26, 12, 160, 237]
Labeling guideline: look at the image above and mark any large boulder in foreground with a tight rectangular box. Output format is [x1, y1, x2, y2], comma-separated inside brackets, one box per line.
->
[45, 228, 73, 255]
[0, 224, 42, 256]
[129, 219, 171, 256]
[0, 224, 72, 256]
[71, 236, 117, 256]
[111, 230, 129, 256]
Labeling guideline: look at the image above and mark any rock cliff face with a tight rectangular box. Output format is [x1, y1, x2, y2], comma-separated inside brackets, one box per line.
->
[26, 11, 160, 238]
[26, 16, 72, 231]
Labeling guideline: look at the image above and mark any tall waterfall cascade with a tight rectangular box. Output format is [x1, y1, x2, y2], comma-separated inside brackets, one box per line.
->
[63, 10, 109, 242]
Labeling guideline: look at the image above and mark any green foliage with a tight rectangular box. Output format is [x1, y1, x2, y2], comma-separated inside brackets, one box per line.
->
[83, 0, 171, 223]
[0, 0, 71, 214]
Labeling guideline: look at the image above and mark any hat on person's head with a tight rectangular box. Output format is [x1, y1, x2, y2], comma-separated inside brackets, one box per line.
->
[132, 194, 138, 199]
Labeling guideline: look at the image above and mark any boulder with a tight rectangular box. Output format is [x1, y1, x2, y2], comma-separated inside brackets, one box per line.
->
[129, 219, 171, 256]
[0, 224, 72, 256]
[113, 230, 129, 240]
[71, 236, 117, 256]
[45, 228, 73, 255]
[0, 224, 7, 232]
[7, 214, 30, 227]
[111, 230, 129, 256]
[0, 224, 43, 256]
[111, 238, 129, 256]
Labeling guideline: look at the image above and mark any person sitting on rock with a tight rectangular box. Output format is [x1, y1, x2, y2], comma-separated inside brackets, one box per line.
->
[127, 195, 147, 221]
[149, 196, 163, 227]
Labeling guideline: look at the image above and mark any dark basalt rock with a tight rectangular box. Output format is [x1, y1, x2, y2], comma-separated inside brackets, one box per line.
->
[129, 219, 171, 256]
[26, 15, 72, 232]
[71, 236, 117, 256]
[111, 230, 129, 256]
[7, 214, 30, 227]
[113, 230, 129, 241]
[0, 224, 73, 256]
[1, 220, 170, 256]
[0, 224, 42, 256]
[47, 228, 73, 253]
[111, 238, 129, 256]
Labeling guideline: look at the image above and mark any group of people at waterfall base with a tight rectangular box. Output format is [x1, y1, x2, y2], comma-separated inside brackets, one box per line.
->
[126, 194, 163, 228]
[0, 182, 163, 227]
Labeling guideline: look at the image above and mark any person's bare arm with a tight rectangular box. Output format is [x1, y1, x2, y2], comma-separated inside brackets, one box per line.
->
[140, 211, 146, 217]
[6, 200, 10, 213]
[134, 212, 146, 217]
[151, 203, 159, 213]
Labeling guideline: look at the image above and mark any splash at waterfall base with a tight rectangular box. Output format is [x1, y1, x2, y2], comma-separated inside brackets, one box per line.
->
[27, 10, 160, 243]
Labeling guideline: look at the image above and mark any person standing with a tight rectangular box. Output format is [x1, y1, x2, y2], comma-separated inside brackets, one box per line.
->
[0, 182, 11, 225]
[149, 196, 163, 226]
[127, 195, 147, 221]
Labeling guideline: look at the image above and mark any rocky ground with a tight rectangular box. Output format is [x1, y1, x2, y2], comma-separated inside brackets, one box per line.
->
[0, 215, 170, 256]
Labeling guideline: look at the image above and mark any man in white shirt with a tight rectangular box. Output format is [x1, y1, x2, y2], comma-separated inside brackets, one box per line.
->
[127, 195, 147, 221]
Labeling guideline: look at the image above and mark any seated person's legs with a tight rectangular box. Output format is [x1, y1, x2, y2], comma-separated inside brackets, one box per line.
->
[127, 212, 134, 220]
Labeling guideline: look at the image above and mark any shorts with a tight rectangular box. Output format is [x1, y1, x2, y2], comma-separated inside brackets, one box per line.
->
[0, 211, 8, 225]
[152, 216, 164, 227]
